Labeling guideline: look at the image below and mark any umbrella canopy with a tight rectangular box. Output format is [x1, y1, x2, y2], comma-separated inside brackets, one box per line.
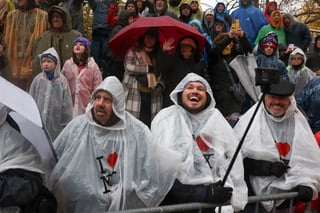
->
[108, 16, 207, 59]
[0, 77, 57, 172]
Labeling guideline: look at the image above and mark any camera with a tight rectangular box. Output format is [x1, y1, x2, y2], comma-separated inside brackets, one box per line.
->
[255, 68, 280, 86]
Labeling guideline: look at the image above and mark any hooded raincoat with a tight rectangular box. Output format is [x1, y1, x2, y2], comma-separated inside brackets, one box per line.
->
[61, 56, 102, 117]
[254, 10, 286, 46]
[231, 0, 267, 47]
[29, 47, 73, 140]
[49, 76, 180, 212]
[151, 73, 248, 212]
[233, 95, 320, 212]
[287, 48, 316, 98]
[263, 1, 279, 24]
[0, 103, 45, 213]
[4, 0, 47, 90]
[213, 2, 231, 32]
[188, 19, 213, 66]
[282, 13, 311, 52]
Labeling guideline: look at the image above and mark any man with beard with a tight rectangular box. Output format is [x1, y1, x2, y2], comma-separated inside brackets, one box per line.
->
[151, 73, 248, 212]
[233, 80, 320, 212]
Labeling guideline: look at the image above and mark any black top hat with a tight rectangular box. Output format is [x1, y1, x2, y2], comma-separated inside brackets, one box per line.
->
[267, 79, 295, 97]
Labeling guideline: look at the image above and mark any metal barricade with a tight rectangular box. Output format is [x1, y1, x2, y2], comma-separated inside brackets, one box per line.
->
[110, 192, 314, 213]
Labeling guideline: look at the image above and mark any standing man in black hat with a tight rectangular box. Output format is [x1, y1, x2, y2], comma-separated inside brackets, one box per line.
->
[234, 80, 320, 213]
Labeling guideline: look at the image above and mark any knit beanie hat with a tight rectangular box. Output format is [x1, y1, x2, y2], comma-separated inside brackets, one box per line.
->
[73, 37, 91, 49]
[41, 53, 58, 64]
[259, 33, 278, 49]
[180, 37, 196, 49]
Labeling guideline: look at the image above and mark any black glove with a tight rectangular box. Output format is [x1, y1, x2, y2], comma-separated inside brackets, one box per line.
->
[270, 162, 288, 177]
[205, 181, 233, 204]
[294, 185, 313, 202]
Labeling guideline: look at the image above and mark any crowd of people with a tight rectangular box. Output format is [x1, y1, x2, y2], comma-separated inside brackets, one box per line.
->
[1, 0, 320, 212]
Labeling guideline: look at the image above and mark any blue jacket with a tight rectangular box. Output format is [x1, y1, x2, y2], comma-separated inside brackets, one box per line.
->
[88, 0, 113, 31]
[231, 0, 267, 47]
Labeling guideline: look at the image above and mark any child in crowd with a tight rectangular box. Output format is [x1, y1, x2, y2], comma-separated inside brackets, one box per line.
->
[287, 47, 316, 98]
[29, 47, 73, 140]
[256, 33, 288, 80]
[61, 37, 102, 117]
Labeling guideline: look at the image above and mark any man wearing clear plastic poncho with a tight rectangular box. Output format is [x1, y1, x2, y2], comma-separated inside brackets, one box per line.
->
[151, 73, 248, 212]
[49, 76, 181, 212]
[233, 80, 320, 212]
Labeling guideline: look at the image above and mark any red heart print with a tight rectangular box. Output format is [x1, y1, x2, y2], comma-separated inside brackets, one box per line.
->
[107, 152, 118, 168]
[276, 142, 291, 157]
[196, 136, 210, 152]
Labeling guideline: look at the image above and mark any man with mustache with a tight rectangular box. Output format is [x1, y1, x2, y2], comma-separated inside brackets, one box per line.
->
[49, 76, 180, 212]
[151, 73, 248, 212]
[233, 80, 320, 212]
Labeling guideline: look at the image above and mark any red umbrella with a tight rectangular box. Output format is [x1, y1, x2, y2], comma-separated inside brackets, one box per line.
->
[108, 16, 206, 59]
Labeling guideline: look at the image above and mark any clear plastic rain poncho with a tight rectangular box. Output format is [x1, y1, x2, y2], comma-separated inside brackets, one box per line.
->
[61, 57, 102, 117]
[29, 47, 73, 140]
[0, 103, 45, 213]
[287, 48, 316, 97]
[233, 95, 320, 212]
[49, 76, 181, 212]
[151, 73, 248, 212]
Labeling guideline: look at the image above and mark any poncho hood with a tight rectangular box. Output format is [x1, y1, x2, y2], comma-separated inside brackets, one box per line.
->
[152, 73, 248, 212]
[86, 76, 126, 130]
[288, 47, 306, 67]
[39, 47, 61, 79]
[170, 72, 216, 110]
